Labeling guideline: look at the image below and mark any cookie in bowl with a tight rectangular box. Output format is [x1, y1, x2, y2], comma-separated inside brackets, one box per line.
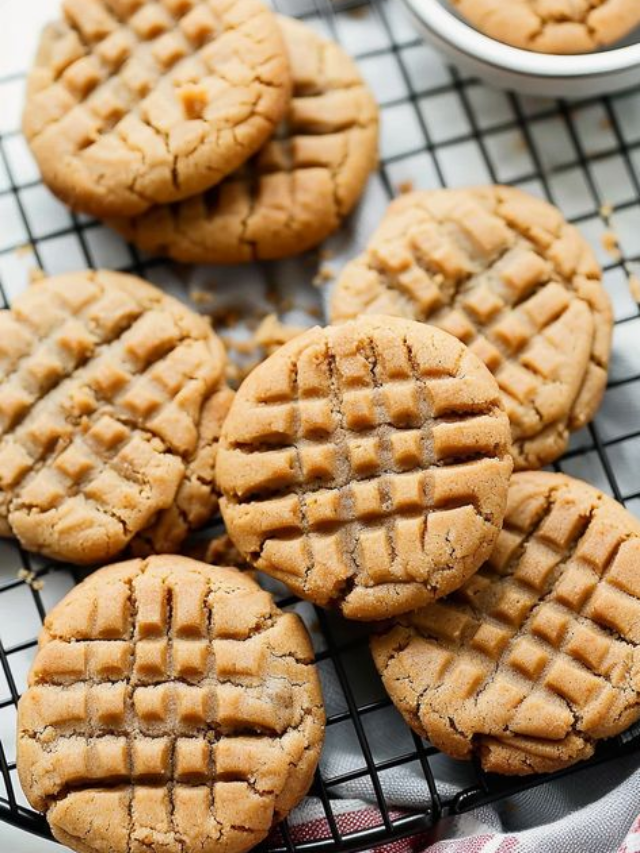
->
[451, 0, 640, 54]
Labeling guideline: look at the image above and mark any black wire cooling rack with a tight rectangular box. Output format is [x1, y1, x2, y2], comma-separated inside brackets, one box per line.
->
[1, 0, 640, 849]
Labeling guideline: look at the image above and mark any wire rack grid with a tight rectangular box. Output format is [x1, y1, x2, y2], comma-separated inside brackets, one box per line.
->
[1, 0, 640, 850]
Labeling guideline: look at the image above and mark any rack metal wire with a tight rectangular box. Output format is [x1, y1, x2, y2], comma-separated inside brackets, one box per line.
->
[1, 0, 640, 849]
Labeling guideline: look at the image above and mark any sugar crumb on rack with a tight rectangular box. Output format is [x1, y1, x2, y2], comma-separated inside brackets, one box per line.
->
[313, 264, 335, 287]
[602, 230, 622, 259]
[397, 180, 415, 195]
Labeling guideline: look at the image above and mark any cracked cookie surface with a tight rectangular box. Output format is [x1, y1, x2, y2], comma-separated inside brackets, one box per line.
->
[23, 0, 291, 218]
[371, 472, 640, 775]
[330, 187, 612, 470]
[217, 316, 513, 621]
[0, 270, 233, 564]
[17, 556, 325, 853]
[111, 16, 379, 262]
[451, 0, 640, 53]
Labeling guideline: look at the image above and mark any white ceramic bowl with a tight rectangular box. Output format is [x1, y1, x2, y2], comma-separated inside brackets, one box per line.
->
[399, 0, 640, 98]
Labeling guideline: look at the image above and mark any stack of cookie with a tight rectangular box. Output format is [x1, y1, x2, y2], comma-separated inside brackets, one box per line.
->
[23, 0, 379, 263]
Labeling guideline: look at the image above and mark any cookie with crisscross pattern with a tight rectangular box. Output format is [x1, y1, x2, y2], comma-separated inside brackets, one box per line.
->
[372, 472, 640, 775]
[330, 187, 613, 469]
[217, 316, 513, 621]
[452, 0, 640, 54]
[111, 16, 379, 262]
[23, 0, 290, 217]
[18, 556, 324, 853]
[0, 270, 233, 564]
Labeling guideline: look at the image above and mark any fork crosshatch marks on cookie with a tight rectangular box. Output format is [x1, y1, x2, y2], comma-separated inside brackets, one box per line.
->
[111, 15, 380, 263]
[0, 271, 233, 563]
[23, 0, 291, 217]
[18, 557, 325, 853]
[372, 472, 640, 775]
[218, 316, 513, 621]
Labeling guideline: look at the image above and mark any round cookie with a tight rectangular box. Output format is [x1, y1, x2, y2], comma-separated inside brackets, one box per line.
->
[0, 270, 233, 564]
[330, 187, 613, 469]
[217, 316, 513, 621]
[17, 556, 325, 853]
[451, 0, 640, 53]
[23, 0, 291, 218]
[371, 472, 640, 775]
[111, 16, 379, 262]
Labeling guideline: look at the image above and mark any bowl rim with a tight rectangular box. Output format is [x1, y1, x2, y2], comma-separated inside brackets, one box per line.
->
[400, 0, 640, 79]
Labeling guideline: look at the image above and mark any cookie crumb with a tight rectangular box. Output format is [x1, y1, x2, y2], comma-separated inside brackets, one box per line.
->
[178, 83, 209, 119]
[629, 274, 640, 303]
[223, 316, 308, 387]
[255, 313, 306, 353]
[225, 361, 243, 385]
[602, 230, 621, 259]
[29, 267, 46, 284]
[16, 243, 34, 257]
[196, 533, 254, 573]
[345, 4, 368, 18]
[600, 202, 613, 220]
[313, 264, 335, 287]
[209, 307, 241, 330]
[226, 356, 262, 386]
[17, 567, 44, 590]
[191, 288, 215, 307]
[397, 180, 414, 195]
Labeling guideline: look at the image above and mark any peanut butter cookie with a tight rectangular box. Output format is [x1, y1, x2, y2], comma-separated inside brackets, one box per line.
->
[331, 187, 613, 469]
[372, 472, 640, 775]
[0, 270, 233, 564]
[23, 0, 291, 217]
[452, 0, 640, 53]
[18, 556, 324, 853]
[217, 316, 513, 621]
[112, 16, 379, 262]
